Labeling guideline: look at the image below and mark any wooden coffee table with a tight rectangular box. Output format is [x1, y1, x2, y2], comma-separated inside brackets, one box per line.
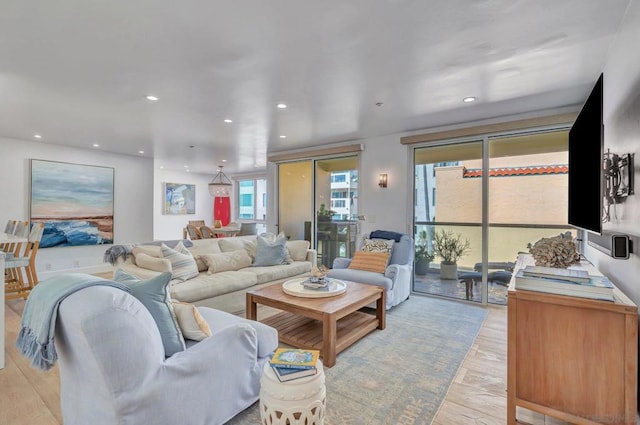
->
[246, 280, 385, 367]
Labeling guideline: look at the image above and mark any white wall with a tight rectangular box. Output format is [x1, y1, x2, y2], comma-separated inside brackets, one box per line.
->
[585, 0, 640, 305]
[0, 137, 153, 277]
[153, 168, 216, 240]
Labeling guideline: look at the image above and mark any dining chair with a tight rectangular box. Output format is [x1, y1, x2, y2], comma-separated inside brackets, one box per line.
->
[5, 222, 45, 300]
[200, 226, 216, 239]
[3, 220, 29, 282]
[4, 219, 17, 234]
[186, 224, 203, 240]
[238, 222, 257, 236]
[1, 219, 18, 253]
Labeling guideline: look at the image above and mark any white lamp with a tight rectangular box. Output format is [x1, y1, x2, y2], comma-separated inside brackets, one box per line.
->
[208, 165, 232, 197]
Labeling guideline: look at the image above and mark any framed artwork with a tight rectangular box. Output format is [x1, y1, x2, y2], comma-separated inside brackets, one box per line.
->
[30, 159, 115, 248]
[164, 182, 196, 215]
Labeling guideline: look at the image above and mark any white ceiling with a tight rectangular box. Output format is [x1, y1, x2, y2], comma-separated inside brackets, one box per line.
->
[0, 0, 631, 174]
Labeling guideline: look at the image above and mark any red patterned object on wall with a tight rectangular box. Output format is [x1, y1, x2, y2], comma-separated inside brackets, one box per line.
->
[213, 196, 230, 226]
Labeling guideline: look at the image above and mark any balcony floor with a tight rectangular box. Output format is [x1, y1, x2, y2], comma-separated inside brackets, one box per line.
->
[413, 271, 508, 305]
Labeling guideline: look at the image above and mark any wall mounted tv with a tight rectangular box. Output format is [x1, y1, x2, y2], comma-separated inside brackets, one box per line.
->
[568, 73, 604, 235]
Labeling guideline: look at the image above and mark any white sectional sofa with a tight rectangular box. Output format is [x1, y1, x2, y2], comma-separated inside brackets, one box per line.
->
[109, 235, 316, 314]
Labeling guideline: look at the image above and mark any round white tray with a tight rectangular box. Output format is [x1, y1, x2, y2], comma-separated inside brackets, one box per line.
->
[282, 277, 347, 298]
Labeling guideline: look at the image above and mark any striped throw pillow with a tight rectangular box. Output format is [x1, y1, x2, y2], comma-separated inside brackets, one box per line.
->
[348, 251, 390, 274]
[161, 242, 199, 282]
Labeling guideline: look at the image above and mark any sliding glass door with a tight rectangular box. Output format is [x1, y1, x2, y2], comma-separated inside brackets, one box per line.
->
[413, 141, 483, 303]
[413, 128, 576, 305]
[277, 155, 359, 268]
[314, 156, 358, 268]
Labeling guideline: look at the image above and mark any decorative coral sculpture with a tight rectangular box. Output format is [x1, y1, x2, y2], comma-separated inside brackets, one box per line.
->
[527, 232, 581, 268]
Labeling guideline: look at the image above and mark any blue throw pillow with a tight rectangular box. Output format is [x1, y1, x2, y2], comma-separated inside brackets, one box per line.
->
[253, 233, 289, 266]
[370, 230, 403, 242]
[113, 269, 185, 357]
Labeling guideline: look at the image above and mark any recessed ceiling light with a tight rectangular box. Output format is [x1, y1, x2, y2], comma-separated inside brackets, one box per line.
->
[224, 119, 233, 123]
[276, 103, 287, 109]
[146, 95, 159, 101]
[463, 96, 477, 103]
[33, 134, 42, 139]
[159, 166, 164, 169]
[139, 150, 145, 154]
[92, 143, 100, 147]
[279, 135, 287, 138]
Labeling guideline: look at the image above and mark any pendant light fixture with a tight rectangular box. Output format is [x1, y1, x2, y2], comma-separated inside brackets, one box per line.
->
[208, 165, 232, 197]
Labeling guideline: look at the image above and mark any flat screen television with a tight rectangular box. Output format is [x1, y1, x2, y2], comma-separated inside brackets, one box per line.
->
[568, 73, 604, 235]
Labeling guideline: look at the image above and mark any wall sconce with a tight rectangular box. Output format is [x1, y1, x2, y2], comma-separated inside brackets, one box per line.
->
[378, 173, 388, 188]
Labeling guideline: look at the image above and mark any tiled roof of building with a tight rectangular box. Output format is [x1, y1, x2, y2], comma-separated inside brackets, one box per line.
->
[463, 165, 568, 178]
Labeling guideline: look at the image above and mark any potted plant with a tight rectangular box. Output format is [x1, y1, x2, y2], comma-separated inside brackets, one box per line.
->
[432, 229, 471, 280]
[414, 230, 434, 275]
[317, 204, 336, 221]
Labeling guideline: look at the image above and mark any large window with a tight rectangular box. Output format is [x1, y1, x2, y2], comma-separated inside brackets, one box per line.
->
[413, 128, 574, 305]
[236, 177, 267, 232]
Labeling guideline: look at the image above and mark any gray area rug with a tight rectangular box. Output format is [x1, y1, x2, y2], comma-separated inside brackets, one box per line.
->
[226, 295, 488, 425]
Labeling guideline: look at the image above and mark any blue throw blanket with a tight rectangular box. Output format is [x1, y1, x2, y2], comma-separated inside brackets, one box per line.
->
[15, 273, 131, 371]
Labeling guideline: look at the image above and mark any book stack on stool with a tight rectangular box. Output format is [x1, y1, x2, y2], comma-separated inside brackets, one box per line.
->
[260, 348, 326, 425]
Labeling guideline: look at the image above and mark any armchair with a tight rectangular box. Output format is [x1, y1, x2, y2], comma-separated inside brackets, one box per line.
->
[54, 285, 278, 425]
[326, 233, 414, 309]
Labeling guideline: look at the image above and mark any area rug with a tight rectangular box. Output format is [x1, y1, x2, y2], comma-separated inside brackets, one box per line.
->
[226, 295, 488, 425]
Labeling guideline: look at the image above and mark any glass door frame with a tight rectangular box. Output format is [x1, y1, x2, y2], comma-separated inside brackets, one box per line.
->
[276, 153, 361, 256]
[410, 123, 572, 306]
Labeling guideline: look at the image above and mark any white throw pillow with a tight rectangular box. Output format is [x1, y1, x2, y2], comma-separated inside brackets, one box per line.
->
[161, 242, 199, 282]
[286, 240, 310, 262]
[218, 238, 258, 260]
[135, 252, 172, 273]
[172, 301, 212, 341]
[198, 250, 252, 274]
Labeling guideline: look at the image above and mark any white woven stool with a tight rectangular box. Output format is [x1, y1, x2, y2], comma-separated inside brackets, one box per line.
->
[259, 359, 326, 425]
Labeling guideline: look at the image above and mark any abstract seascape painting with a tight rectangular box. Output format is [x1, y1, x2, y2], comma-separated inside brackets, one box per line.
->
[30, 159, 114, 248]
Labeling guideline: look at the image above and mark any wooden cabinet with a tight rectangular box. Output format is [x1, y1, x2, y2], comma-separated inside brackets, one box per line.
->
[507, 254, 637, 425]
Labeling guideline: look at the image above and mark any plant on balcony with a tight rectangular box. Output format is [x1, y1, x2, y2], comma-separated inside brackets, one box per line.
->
[317, 203, 336, 221]
[432, 229, 471, 280]
[414, 230, 434, 275]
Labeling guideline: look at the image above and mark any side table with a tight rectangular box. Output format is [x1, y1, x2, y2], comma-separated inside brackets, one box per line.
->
[259, 359, 326, 425]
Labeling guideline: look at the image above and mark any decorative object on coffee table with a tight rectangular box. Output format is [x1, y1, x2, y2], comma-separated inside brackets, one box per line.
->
[282, 277, 347, 298]
[259, 359, 326, 425]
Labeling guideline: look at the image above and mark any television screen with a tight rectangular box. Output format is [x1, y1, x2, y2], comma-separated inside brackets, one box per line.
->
[568, 73, 603, 234]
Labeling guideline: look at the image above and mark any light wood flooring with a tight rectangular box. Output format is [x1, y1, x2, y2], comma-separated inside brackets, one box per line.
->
[1, 288, 564, 425]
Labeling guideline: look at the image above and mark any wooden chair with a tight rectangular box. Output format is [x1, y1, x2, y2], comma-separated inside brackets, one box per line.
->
[4, 221, 29, 284]
[186, 224, 203, 240]
[5, 222, 45, 300]
[200, 226, 216, 239]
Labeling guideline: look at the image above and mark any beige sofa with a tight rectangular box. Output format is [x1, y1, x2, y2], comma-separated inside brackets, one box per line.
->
[111, 236, 316, 314]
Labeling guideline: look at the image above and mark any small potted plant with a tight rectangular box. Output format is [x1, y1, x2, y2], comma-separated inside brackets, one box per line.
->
[317, 204, 336, 221]
[414, 230, 434, 275]
[432, 229, 471, 280]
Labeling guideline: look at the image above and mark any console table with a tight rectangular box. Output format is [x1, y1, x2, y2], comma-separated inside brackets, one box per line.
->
[507, 254, 637, 425]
